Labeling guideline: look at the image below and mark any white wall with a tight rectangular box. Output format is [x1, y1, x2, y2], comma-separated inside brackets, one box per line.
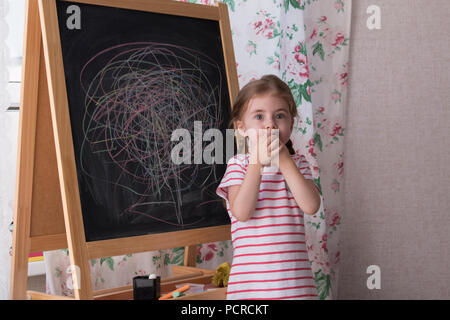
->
[338, 0, 450, 299]
[0, 0, 25, 300]
[5, 0, 25, 106]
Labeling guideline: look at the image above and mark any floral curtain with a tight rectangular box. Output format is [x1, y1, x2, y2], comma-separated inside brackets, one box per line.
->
[303, 0, 351, 299]
[44, 0, 351, 300]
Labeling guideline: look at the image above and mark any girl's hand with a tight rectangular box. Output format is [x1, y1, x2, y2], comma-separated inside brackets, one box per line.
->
[247, 128, 282, 167]
[277, 139, 291, 164]
[269, 132, 291, 167]
[246, 129, 264, 165]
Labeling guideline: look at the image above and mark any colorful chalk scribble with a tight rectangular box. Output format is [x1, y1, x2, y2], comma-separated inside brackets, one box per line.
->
[78, 42, 224, 228]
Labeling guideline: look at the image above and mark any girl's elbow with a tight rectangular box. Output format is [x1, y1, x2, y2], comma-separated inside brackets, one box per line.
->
[235, 212, 251, 222]
[304, 202, 321, 216]
[304, 190, 321, 215]
[304, 209, 317, 216]
[231, 207, 251, 222]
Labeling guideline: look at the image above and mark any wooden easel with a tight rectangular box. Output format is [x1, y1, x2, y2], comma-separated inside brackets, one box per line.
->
[10, 0, 239, 300]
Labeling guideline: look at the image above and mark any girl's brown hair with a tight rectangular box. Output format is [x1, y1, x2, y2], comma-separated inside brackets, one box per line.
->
[229, 74, 299, 155]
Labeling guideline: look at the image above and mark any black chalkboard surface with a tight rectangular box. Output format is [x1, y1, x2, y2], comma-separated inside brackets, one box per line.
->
[55, 0, 233, 242]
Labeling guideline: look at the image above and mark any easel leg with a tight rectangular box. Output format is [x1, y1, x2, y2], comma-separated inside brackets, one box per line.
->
[184, 245, 198, 267]
[10, 0, 42, 300]
[37, 0, 93, 299]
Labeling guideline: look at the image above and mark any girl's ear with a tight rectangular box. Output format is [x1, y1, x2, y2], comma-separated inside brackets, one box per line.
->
[291, 115, 299, 131]
[236, 120, 246, 137]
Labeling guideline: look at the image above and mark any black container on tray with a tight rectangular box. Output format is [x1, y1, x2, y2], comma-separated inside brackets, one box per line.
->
[133, 275, 160, 300]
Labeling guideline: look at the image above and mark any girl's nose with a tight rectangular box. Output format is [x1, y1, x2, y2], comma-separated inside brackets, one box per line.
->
[265, 121, 277, 129]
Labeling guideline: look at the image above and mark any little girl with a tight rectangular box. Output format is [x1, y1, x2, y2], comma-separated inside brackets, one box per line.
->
[216, 74, 321, 300]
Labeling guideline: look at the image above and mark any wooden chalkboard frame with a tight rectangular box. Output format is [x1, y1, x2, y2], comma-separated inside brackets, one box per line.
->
[11, 0, 239, 300]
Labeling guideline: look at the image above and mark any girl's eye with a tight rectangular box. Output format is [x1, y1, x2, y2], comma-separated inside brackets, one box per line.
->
[276, 114, 285, 119]
[255, 114, 263, 120]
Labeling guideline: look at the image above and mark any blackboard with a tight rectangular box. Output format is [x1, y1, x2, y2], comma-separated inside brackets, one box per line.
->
[55, 0, 233, 242]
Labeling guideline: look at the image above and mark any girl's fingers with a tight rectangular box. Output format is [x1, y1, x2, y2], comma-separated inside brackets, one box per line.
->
[257, 130, 268, 148]
[269, 137, 280, 151]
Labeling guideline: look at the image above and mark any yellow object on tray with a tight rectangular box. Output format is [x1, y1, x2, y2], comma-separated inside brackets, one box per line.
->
[211, 261, 231, 287]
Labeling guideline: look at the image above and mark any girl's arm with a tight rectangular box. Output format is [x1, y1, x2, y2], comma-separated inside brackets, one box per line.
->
[279, 148, 321, 216]
[228, 163, 263, 222]
[228, 129, 270, 222]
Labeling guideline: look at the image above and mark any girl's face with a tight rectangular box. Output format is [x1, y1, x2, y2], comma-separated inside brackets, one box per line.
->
[237, 94, 293, 145]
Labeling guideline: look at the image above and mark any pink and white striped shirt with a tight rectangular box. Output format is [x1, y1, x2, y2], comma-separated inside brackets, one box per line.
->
[216, 152, 319, 300]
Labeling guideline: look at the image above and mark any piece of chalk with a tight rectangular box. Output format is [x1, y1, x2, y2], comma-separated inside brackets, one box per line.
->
[159, 284, 190, 300]
[148, 274, 157, 279]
